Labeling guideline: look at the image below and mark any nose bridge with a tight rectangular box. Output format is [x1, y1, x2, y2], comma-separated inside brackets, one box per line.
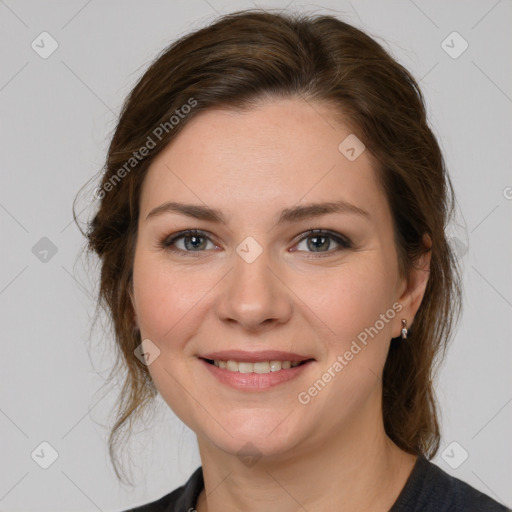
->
[216, 240, 293, 330]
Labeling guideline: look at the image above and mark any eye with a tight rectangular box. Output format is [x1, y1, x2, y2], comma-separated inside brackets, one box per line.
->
[159, 229, 217, 255]
[159, 228, 352, 257]
[293, 229, 351, 256]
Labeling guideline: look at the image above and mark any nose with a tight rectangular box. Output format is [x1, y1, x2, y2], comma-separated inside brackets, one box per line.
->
[215, 248, 293, 332]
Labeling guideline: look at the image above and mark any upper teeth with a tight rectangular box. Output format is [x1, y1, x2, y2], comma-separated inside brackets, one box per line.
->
[213, 360, 301, 373]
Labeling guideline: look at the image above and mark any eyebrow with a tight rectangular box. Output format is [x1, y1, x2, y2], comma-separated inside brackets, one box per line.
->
[146, 200, 370, 225]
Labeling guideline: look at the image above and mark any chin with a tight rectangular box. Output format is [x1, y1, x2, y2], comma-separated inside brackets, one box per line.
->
[195, 408, 308, 461]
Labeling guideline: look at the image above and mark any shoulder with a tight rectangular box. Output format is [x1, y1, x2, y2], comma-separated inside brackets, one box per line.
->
[391, 455, 510, 512]
[122, 466, 204, 512]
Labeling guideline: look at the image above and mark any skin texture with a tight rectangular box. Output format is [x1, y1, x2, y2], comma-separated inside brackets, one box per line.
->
[130, 98, 431, 511]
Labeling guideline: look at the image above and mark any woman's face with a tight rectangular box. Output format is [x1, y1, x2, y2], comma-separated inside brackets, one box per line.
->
[131, 98, 423, 460]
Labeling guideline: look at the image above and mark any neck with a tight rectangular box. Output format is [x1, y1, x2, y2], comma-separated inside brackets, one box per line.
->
[194, 400, 417, 512]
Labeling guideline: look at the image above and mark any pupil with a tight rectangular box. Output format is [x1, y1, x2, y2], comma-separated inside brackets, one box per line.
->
[308, 235, 329, 252]
[185, 235, 206, 251]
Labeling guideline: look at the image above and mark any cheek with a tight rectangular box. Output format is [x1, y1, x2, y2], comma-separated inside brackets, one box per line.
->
[133, 266, 176, 338]
[133, 251, 181, 339]
[131, 254, 210, 422]
[132, 251, 215, 348]
[291, 261, 398, 421]
[294, 257, 397, 348]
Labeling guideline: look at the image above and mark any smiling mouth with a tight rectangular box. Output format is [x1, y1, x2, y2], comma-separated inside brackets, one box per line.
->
[201, 358, 314, 374]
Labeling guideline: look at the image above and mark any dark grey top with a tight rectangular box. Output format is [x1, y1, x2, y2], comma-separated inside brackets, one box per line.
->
[124, 455, 510, 511]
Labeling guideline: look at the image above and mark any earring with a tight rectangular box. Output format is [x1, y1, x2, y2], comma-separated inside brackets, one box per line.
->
[401, 319, 408, 340]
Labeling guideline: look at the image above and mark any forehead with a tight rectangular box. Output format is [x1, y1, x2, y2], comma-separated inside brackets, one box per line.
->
[140, 98, 388, 225]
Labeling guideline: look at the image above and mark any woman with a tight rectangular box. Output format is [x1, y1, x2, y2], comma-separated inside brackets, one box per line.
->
[81, 9, 509, 512]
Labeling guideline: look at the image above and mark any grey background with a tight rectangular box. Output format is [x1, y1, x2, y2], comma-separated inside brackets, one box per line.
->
[1, 0, 511, 510]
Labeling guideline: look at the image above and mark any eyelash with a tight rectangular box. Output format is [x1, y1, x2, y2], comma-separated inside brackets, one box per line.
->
[158, 229, 352, 258]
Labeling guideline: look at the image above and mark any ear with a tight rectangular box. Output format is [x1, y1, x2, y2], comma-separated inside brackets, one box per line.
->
[394, 234, 432, 337]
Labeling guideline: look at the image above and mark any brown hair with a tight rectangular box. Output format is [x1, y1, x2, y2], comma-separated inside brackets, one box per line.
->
[75, 9, 462, 484]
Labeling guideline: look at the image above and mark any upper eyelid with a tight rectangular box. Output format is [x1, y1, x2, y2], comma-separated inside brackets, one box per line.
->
[165, 229, 216, 244]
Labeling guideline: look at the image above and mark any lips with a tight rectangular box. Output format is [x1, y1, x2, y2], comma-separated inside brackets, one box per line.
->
[197, 350, 315, 389]
[199, 356, 314, 390]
